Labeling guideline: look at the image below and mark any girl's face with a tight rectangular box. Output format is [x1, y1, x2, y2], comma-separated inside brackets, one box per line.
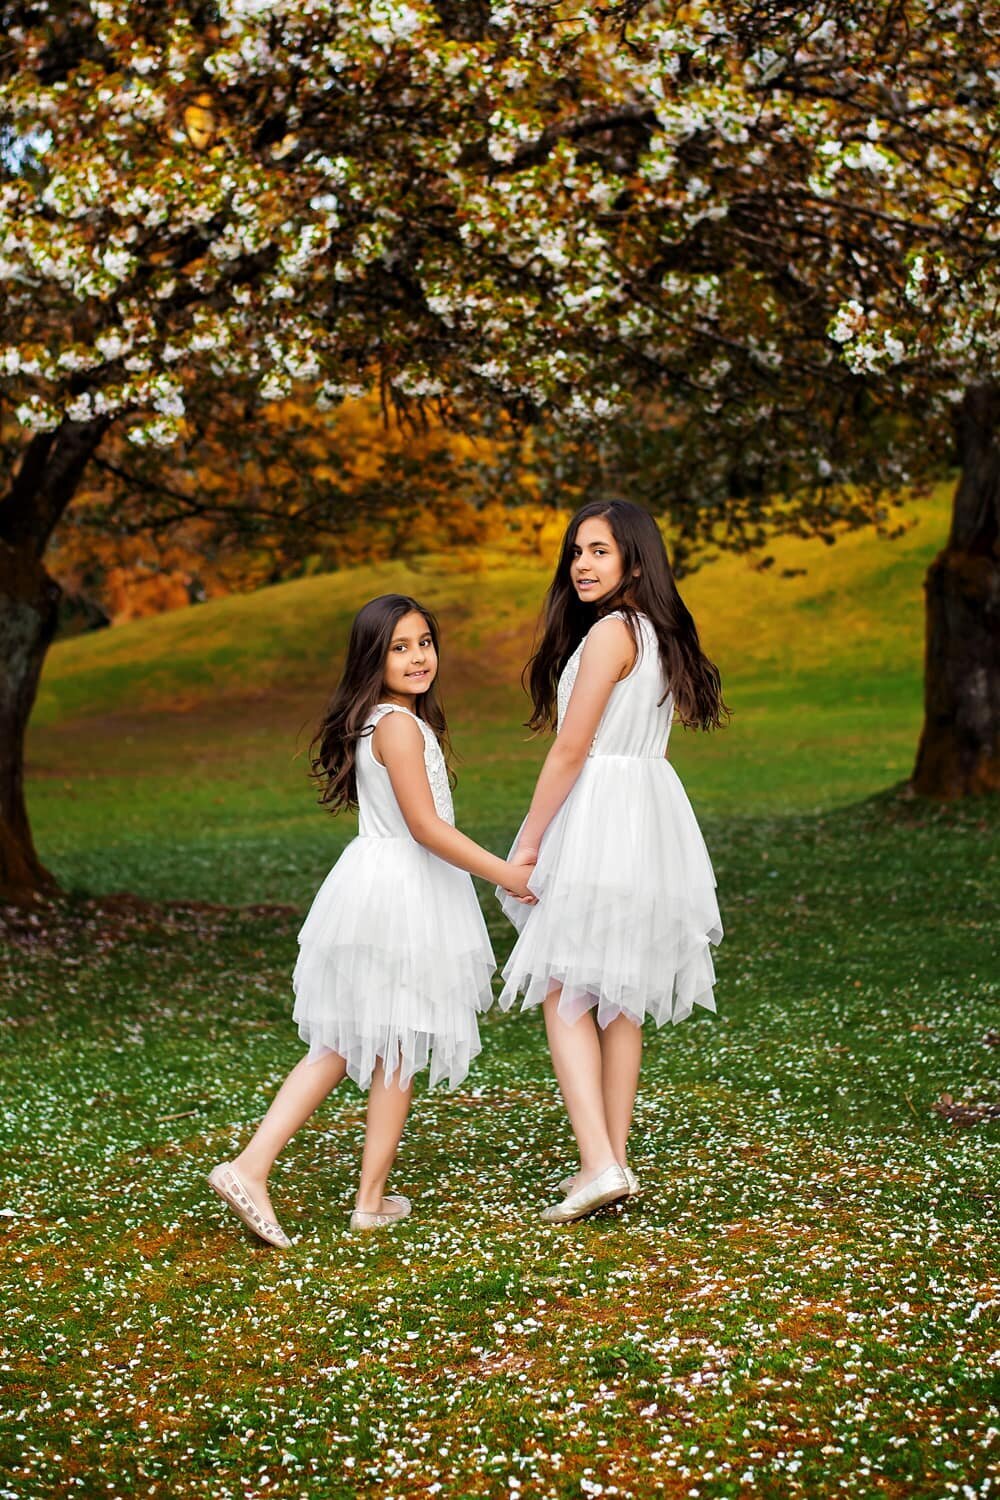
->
[569, 516, 627, 605]
[382, 610, 438, 703]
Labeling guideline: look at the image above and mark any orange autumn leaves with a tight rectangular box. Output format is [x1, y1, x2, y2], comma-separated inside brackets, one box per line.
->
[48, 394, 575, 626]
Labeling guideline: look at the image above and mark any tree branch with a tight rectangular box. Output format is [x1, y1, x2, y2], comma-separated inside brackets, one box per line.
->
[459, 104, 659, 176]
[0, 418, 111, 555]
[86, 455, 378, 538]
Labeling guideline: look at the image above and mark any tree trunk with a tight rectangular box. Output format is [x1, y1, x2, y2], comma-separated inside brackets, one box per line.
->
[0, 543, 61, 900]
[0, 417, 110, 901]
[911, 383, 1000, 797]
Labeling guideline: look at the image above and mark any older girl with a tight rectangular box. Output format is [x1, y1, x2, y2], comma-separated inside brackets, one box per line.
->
[498, 501, 727, 1222]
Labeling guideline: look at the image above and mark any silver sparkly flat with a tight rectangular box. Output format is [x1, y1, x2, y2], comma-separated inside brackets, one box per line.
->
[542, 1163, 630, 1224]
[349, 1194, 411, 1231]
[558, 1164, 640, 1197]
[207, 1162, 292, 1249]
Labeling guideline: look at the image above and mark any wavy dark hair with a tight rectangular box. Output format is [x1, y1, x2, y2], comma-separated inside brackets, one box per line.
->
[525, 499, 729, 733]
[310, 594, 450, 813]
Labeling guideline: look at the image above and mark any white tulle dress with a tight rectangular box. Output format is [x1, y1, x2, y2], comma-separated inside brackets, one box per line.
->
[292, 703, 495, 1090]
[497, 611, 722, 1028]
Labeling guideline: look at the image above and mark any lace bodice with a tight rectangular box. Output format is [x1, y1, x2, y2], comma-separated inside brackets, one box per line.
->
[360, 703, 454, 830]
[557, 642, 585, 730]
[414, 716, 454, 824]
[555, 612, 675, 758]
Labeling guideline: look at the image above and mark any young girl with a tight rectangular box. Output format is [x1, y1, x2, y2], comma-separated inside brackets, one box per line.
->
[497, 500, 727, 1223]
[209, 593, 533, 1243]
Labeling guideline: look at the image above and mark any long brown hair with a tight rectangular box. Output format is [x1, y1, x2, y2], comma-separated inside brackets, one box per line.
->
[525, 500, 729, 732]
[310, 594, 450, 813]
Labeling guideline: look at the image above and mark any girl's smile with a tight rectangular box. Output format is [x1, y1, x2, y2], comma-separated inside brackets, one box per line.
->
[382, 610, 438, 704]
[570, 517, 626, 605]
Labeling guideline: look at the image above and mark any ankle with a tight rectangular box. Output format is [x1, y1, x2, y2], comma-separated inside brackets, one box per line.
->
[233, 1153, 268, 1185]
[579, 1155, 618, 1180]
[355, 1185, 387, 1214]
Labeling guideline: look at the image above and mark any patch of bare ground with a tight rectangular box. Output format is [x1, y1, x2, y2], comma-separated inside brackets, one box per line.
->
[0, 891, 297, 946]
[932, 1092, 1000, 1127]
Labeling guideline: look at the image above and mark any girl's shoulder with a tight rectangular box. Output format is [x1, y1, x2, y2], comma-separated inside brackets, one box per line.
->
[369, 703, 433, 770]
[586, 609, 636, 638]
[371, 701, 425, 730]
[584, 609, 649, 652]
[370, 703, 435, 747]
[598, 608, 653, 629]
[597, 609, 657, 650]
[576, 613, 640, 681]
[590, 610, 656, 676]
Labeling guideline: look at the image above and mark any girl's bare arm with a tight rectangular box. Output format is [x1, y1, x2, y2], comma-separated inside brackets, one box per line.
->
[375, 713, 532, 895]
[514, 617, 635, 857]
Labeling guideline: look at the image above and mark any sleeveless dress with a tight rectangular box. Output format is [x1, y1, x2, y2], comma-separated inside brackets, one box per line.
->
[497, 612, 722, 1028]
[292, 703, 495, 1090]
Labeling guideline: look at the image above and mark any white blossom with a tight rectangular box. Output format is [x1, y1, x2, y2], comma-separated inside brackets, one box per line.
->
[15, 396, 60, 431]
[829, 300, 867, 345]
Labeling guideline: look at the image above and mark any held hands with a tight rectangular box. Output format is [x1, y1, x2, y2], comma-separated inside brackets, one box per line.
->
[503, 845, 539, 904]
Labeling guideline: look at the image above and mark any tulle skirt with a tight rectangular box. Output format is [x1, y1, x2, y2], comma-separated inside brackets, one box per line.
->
[293, 835, 495, 1090]
[496, 755, 721, 1028]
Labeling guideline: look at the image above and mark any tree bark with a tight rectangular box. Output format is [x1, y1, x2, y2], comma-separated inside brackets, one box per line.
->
[0, 418, 109, 901]
[0, 543, 61, 900]
[911, 383, 1000, 797]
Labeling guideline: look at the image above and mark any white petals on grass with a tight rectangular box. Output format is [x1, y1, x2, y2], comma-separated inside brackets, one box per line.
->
[2, 793, 998, 1497]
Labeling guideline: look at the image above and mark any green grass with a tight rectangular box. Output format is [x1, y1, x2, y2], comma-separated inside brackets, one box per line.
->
[4, 484, 999, 1499]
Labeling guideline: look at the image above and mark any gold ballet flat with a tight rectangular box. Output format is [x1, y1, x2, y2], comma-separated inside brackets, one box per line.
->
[207, 1162, 292, 1249]
[557, 1164, 640, 1198]
[542, 1164, 630, 1224]
[349, 1193, 412, 1231]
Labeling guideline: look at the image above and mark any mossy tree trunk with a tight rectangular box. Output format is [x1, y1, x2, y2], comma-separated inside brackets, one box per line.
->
[0, 419, 109, 902]
[912, 383, 1000, 797]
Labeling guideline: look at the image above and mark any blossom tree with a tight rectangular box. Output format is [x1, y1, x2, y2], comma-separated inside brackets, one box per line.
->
[1, 0, 997, 898]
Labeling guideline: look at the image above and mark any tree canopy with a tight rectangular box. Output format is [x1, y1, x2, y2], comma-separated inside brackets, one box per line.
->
[2, 1, 996, 535]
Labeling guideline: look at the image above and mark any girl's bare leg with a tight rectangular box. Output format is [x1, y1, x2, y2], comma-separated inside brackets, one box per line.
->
[355, 1057, 414, 1213]
[542, 987, 618, 1186]
[598, 1014, 643, 1164]
[231, 1049, 347, 1220]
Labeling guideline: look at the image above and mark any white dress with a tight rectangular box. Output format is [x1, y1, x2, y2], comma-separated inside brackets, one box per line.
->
[497, 612, 722, 1027]
[292, 703, 495, 1090]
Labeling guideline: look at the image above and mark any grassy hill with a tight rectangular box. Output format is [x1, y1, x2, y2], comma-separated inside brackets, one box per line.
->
[34, 489, 945, 722]
[27, 486, 951, 904]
